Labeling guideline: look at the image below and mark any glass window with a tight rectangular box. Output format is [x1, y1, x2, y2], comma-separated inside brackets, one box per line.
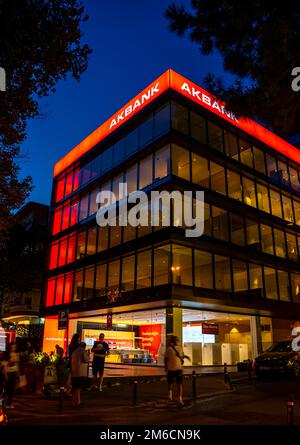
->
[212, 206, 228, 241]
[289, 167, 300, 191]
[274, 228, 286, 258]
[97, 226, 109, 252]
[64, 273, 73, 304]
[45, 279, 56, 307]
[277, 161, 289, 186]
[109, 225, 122, 248]
[113, 138, 125, 165]
[139, 115, 153, 147]
[153, 245, 171, 286]
[125, 128, 139, 156]
[76, 231, 86, 259]
[112, 173, 124, 202]
[260, 224, 274, 255]
[241, 177, 256, 207]
[270, 189, 283, 218]
[67, 233, 76, 264]
[210, 162, 226, 195]
[227, 170, 242, 201]
[139, 155, 153, 189]
[194, 250, 213, 288]
[73, 270, 84, 301]
[239, 139, 253, 167]
[264, 267, 278, 300]
[266, 155, 278, 180]
[91, 154, 102, 178]
[80, 162, 91, 185]
[52, 208, 62, 235]
[256, 183, 270, 213]
[172, 245, 192, 286]
[137, 250, 152, 289]
[89, 188, 100, 216]
[286, 232, 298, 261]
[84, 267, 95, 300]
[73, 168, 79, 192]
[55, 176, 65, 202]
[102, 147, 113, 172]
[191, 153, 209, 187]
[291, 273, 300, 303]
[172, 145, 190, 180]
[95, 263, 107, 297]
[108, 259, 120, 289]
[293, 200, 300, 225]
[79, 194, 89, 222]
[154, 145, 170, 180]
[208, 121, 223, 152]
[190, 112, 206, 143]
[246, 218, 260, 251]
[55, 276, 64, 305]
[121, 255, 135, 291]
[282, 195, 293, 222]
[126, 164, 138, 195]
[154, 103, 170, 137]
[86, 227, 97, 256]
[224, 130, 238, 159]
[214, 255, 232, 291]
[65, 170, 73, 196]
[61, 205, 70, 231]
[253, 147, 266, 175]
[123, 222, 136, 242]
[277, 270, 290, 302]
[70, 200, 79, 226]
[58, 238, 67, 267]
[230, 213, 245, 245]
[232, 260, 248, 292]
[171, 102, 189, 135]
[49, 242, 59, 270]
[203, 201, 212, 236]
[249, 263, 263, 295]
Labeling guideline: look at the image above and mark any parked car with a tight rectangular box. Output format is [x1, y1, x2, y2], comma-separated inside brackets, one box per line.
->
[253, 340, 300, 377]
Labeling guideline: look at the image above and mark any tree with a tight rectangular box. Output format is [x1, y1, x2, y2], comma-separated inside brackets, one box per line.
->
[165, 0, 300, 138]
[0, 0, 91, 234]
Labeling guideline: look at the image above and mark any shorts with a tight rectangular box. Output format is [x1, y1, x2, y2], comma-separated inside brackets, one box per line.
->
[92, 358, 105, 375]
[167, 370, 183, 384]
[72, 377, 86, 390]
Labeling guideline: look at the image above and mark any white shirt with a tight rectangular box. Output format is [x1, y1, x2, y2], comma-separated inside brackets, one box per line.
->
[165, 345, 184, 371]
[71, 347, 89, 378]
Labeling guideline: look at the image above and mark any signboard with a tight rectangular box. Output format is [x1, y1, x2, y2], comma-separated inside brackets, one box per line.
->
[107, 313, 113, 329]
[58, 310, 68, 330]
[202, 323, 219, 336]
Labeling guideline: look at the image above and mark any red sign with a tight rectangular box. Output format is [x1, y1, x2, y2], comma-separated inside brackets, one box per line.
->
[139, 324, 162, 360]
[202, 323, 219, 335]
[107, 313, 113, 329]
[54, 69, 300, 177]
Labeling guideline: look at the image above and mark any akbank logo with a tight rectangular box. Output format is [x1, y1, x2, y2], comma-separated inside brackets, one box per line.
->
[0, 67, 6, 91]
[291, 67, 300, 92]
[95, 185, 204, 238]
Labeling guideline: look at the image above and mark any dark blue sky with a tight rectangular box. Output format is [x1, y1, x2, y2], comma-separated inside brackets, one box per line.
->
[20, 0, 230, 205]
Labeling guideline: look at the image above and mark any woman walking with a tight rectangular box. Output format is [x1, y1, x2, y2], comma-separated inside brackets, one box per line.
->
[71, 342, 89, 406]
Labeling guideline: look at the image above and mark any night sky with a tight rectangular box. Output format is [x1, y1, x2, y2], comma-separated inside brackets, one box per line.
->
[19, 0, 231, 206]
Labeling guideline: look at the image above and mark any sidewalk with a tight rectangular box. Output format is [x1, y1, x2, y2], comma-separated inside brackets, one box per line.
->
[7, 372, 243, 425]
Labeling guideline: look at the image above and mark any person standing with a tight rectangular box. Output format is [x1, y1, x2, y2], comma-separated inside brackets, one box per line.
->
[3, 343, 20, 409]
[91, 333, 110, 391]
[164, 335, 190, 407]
[71, 342, 89, 406]
[66, 333, 80, 396]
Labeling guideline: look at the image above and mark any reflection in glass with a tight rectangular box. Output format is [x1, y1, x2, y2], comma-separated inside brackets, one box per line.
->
[194, 250, 213, 288]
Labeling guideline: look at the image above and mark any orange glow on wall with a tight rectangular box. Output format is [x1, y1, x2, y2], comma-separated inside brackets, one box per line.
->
[45, 279, 56, 307]
[49, 242, 59, 270]
[43, 317, 67, 353]
[53, 69, 300, 178]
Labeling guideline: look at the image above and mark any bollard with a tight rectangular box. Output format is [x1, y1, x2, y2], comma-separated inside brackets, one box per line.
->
[58, 386, 64, 413]
[224, 363, 228, 384]
[133, 380, 138, 407]
[192, 371, 197, 400]
[287, 394, 294, 425]
[248, 359, 252, 380]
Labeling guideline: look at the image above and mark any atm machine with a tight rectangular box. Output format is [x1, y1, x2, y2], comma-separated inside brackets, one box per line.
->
[221, 343, 232, 365]
[238, 343, 249, 362]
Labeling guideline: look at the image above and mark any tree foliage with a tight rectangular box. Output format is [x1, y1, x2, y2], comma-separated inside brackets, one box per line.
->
[165, 0, 300, 137]
[0, 0, 91, 234]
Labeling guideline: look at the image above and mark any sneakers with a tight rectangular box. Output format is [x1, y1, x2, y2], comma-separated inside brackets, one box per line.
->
[168, 390, 173, 401]
[6, 404, 15, 409]
[178, 397, 184, 407]
[99, 385, 103, 392]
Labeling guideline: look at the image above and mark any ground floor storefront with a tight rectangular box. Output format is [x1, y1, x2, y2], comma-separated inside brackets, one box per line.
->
[42, 305, 299, 366]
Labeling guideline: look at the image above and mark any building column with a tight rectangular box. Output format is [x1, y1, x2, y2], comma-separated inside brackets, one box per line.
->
[250, 315, 263, 358]
[165, 307, 183, 344]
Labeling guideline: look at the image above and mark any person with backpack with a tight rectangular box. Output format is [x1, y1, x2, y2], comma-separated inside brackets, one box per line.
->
[164, 335, 190, 406]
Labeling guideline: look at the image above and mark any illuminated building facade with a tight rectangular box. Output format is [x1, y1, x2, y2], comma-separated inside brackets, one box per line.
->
[42, 70, 300, 367]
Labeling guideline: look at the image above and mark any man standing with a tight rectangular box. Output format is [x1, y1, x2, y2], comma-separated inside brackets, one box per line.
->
[164, 335, 190, 406]
[91, 333, 110, 391]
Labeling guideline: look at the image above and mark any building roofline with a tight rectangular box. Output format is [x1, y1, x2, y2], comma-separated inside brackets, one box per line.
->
[53, 69, 300, 178]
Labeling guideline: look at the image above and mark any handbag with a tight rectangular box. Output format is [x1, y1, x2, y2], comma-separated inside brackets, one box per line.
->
[171, 345, 184, 365]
